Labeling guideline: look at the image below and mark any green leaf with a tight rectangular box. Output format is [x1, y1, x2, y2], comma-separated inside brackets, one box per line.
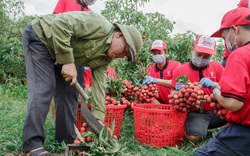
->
[110, 120, 115, 137]
[84, 131, 94, 137]
[99, 125, 109, 142]
[74, 124, 85, 143]
[176, 75, 189, 85]
[199, 104, 204, 113]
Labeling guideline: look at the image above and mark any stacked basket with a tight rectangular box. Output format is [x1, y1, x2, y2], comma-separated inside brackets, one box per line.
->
[132, 103, 187, 148]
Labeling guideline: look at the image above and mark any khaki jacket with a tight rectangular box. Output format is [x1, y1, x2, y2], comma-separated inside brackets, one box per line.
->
[31, 11, 115, 119]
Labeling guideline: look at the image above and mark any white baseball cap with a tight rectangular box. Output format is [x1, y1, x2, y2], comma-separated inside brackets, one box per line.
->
[194, 35, 216, 55]
[150, 40, 167, 51]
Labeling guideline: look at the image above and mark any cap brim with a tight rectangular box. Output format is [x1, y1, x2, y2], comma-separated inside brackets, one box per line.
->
[195, 46, 216, 55]
[150, 47, 165, 51]
[211, 29, 222, 37]
[114, 23, 135, 62]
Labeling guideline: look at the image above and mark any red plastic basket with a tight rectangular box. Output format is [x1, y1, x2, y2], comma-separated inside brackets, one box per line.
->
[104, 104, 127, 137]
[76, 100, 127, 138]
[132, 103, 187, 148]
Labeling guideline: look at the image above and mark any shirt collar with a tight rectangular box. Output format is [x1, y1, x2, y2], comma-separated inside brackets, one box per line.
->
[190, 61, 208, 70]
[243, 40, 250, 46]
[155, 60, 168, 71]
[106, 32, 113, 45]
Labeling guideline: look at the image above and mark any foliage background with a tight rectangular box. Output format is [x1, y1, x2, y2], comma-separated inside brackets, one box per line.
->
[0, 0, 224, 155]
[0, 0, 224, 85]
[102, 0, 224, 84]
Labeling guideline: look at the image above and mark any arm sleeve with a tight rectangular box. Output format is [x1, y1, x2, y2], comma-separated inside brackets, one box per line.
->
[50, 13, 112, 64]
[51, 17, 74, 64]
[220, 55, 247, 101]
[91, 65, 109, 120]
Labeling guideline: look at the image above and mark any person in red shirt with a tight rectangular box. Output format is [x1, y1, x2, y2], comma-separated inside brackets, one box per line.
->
[142, 40, 181, 104]
[83, 67, 116, 88]
[221, 0, 250, 68]
[172, 35, 226, 142]
[238, 0, 250, 7]
[53, 0, 94, 13]
[51, 0, 96, 148]
[195, 7, 250, 156]
[221, 42, 229, 67]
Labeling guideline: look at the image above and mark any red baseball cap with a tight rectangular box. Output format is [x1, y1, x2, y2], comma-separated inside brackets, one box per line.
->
[211, 7, 250, 37]
[238, 0, 250, 8]
[150, 40, 167, 51]
[194, 35, 216, 55]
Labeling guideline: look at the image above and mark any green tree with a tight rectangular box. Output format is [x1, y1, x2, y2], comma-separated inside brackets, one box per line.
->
[0, 0, 35, 85]
[168, 31, 197, 63]
[102, 0, 224, 84]
[102, 0, 173, 82]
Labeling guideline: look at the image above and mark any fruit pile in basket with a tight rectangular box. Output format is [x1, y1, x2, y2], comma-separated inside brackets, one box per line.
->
[122, 79, 136, 104]
[122, 79, 159, 104]
[169, 75, 205, 113]
[204, 94, 228, 120]
[105, 96, 130, 106]
[135, 83, 159, 103]
[105, 77, 131, 106]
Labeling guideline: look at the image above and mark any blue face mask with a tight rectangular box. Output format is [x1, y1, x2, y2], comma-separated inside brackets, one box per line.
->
[225, 28, 238, 53]
[191, 56, 210, 67]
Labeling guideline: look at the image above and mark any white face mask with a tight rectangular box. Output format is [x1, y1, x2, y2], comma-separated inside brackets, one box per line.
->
[84, 0, 97, 6]
[225, 28, 238, 53]
[152, 54, 165, 63]
[191, 56, 210, 67]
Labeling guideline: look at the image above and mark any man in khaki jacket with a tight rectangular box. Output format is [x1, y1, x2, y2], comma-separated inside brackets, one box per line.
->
[22, 11, 142, 155]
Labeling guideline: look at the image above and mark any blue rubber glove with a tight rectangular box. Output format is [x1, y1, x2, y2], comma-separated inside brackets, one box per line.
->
[199, 78, 214, 88]
[175, 82, 185, 91]
[142, 76, 157, 84]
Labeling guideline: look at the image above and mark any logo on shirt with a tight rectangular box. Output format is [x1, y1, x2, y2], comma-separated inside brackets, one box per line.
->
[210, 72, 214, 77]
[166, 71, 172, 79]
[208, 72, 216, 81]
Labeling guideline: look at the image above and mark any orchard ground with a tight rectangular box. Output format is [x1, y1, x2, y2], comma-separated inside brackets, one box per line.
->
[0, 84, 220, 156]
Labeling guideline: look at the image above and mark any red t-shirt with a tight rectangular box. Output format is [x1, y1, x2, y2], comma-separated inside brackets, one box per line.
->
[219, 43, 250, 126]
[147, 60, 181, 104]
[172, 61, 224, 111]
[53, 0, 91, 14]
[84, 67, 116, 87]
[83, 68, 92, 87]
